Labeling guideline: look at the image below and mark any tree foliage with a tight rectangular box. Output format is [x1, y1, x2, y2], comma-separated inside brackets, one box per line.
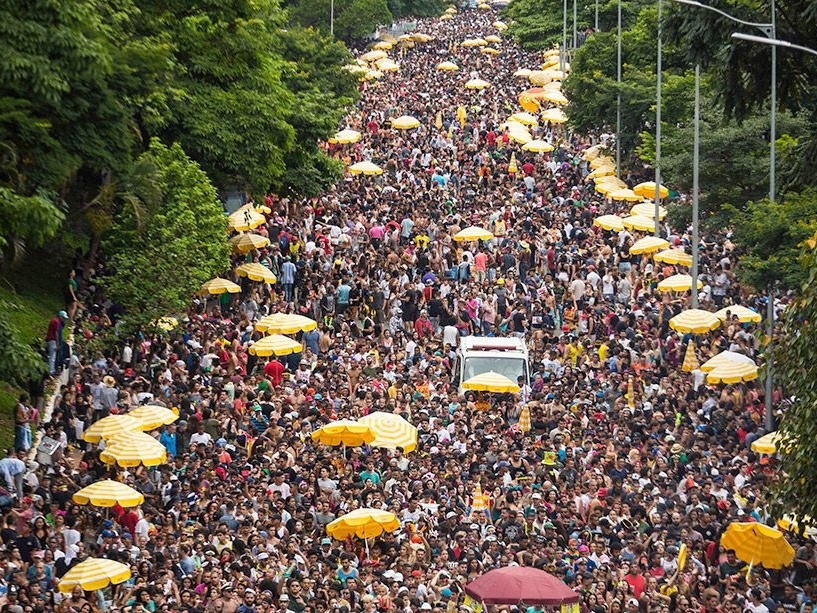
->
[287, 0, 393, 42]
[387, 0, 445, 18]
[103, 140, 229, 331]
[770, 226, 817, 520]
[727, 190, 817, 292]
[0, 313, 47, 386]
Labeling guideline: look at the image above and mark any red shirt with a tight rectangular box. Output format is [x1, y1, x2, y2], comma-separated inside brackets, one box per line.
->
[263, 360, 284, 386]
[46, 317, 61, 342]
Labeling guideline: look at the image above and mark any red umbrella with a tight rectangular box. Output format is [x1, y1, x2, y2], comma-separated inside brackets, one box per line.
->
[465, 566, 580, 606]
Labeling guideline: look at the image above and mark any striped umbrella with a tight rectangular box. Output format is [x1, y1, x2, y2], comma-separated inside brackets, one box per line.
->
[669, 309, 721, 334]
[235, 262, 276, 284]
[462, 372, 519, 394]
[83, 415, 144, 444]
[199, 278, 241, 295]
[229, 233, 270, 254]
[248, 334, 302, 357]
[714, 305, 762, 323]
[627, 376, 636, 409]
[358, 411, 418, 453]
[706, 362, 759, 384]
[700, 351, 756, 372]
[654, 248, 692, 267]
[72, 480, 144, 508]
[471, 483, 489, 516]
[518, 405, 531, 433]
[100, 432, 167, 467]
[57, 557, 132, 593]
[682, 343, 699, 373]
[657, 274, 703, 293]
[228, 205, 266, 232]
[128, 405, 178, 431]
[327, 508, 400, 540]
[255, 313, 318, 335]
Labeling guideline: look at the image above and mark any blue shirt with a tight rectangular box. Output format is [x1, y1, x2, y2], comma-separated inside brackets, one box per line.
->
[159, 431, 177, 457]
[337, 284, 351, 305]
[281, 261, 296, 284]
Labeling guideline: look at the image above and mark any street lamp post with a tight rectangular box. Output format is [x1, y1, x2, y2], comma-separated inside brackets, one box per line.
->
[330, 0, 334, 36]
[674, 0, 776, 203]
[574, 0, 578, 49]
[654, 0, 663, 237]
[616, 0, 622, 176]
[595, 0, 599, 31]
[730, 32, 817, 431]
[690, 64, 700, 309]
[562, 0, 568, 73]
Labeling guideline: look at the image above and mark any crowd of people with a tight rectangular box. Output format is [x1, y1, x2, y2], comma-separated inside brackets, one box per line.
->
[4, 5, 806, 613]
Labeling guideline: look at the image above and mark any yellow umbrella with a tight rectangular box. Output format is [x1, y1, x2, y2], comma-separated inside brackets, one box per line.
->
[583, 144, 603, 161]
[228, 206, 266, 232]
[73, 479, 145, 508]
[506, 126, 533, 144]
[465, 78, 491, 90]
[510, 112, 538, 126]
[706, 362, 759, 384]
[720, 522, 795, 569]
[658, 274, 703, 292]
[471, 483, 489, 515]
[493, 20, 508, 30]
[329, 129, 362, 144]
[453, 226, 494, 242]
[669, 309, 721, 334]
[543, 48, 561, 58]
[522, 140, 554, 153]
[128, 405, 178, 431]
[593, 215, 625, 232]
[445, 6, 457, 13]
[235, 262, 276, 284]
[151, 316, 178, 331]
[360, 50, 387, 62]
[327, 508, 400, 540]
[100, 432, 167, 467]
[255, 313, 318, 335]
[440, 13, 453, 20]
[633, 181, 669, 199]
[437, 61, 459, 71]
[249, 334, 302, 357]
[609, 188, 644, 203]
[478, 3, 491, 8]
[528, 70, 553, 85]
[543, 90, 569, 105]
[630, 202, 668, 218]
[654, 248, 693, 267]
[587, 166, 616, 180]
[621, 215, 656, 232]
[591, 156, 615, 169]
[358, 411, 418, 453]
[462, 38, 489, 47]
[372, 41, 393, 50]
[541, 108, 567, 124]
[199, 278, 241, 295]
[57, 558, 132, 593]
[682, 343, 699, 373]
[629, 236, 670, 255]
[700, 351, 757, 373]
[514, 68, 532, 78]
[311, 420, 375, 447]
[518, 93, 541, 113]
[376, 58, 400, 72]
[462, 371, 519, 393]
[485, 34, 502, 43]
[391, 115, 421, 130]
[518, 405, 531, 433]
[411, 33, 434, 42]
[363, 69, 383, 81]
[751, 431, 785, 454]
[481, 47, 500, 55]
[230, 233, 270, 254]
[83, 415, 144, 444]
[714, 305, 762, 323]
[777, 515, 817, 537]
[348, 161, 383, 176]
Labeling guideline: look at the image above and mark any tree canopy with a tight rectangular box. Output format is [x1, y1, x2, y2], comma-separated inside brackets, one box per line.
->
[103, 140, 230, 330]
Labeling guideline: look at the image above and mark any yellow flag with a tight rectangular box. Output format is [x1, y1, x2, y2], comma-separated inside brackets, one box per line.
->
[435, 111, 443, 130]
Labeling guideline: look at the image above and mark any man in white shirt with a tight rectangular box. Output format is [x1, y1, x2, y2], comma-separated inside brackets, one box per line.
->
[189, 424, 212, 447]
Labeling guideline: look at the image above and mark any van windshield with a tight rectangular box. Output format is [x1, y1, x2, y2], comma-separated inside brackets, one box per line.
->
[462, 356, 526, 384]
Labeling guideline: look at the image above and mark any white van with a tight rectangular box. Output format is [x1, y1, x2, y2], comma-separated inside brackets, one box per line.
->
[454, 336, 530, 395]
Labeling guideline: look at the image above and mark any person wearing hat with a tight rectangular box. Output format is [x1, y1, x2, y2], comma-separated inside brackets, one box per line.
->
[97, 374, 118, 422]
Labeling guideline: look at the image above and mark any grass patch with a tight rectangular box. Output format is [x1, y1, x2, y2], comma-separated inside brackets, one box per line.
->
[0, 255, 67, 450]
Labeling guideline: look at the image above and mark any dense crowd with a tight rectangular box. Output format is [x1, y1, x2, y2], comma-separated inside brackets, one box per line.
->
[4, 6, 806, 613]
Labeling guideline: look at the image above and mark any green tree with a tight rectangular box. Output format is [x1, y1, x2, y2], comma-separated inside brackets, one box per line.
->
[769, 226, 817, 521]
[287, 0, 392, 42]
[103, 140, 229, 330]
[0, 314, 46, 386]
[726, 190, 817, 292]
[274, 28, 360, 196]
[388, 0, 444, 18]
